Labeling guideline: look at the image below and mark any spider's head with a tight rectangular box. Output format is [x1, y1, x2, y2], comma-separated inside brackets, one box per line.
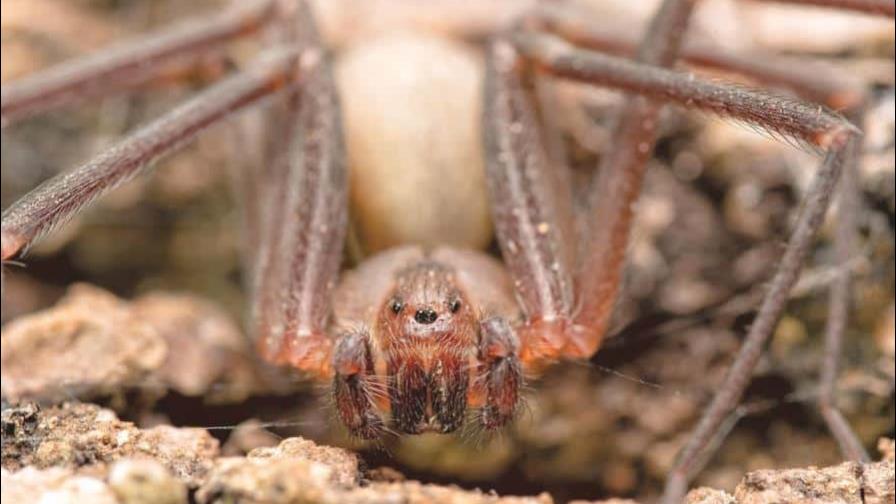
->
[333, 260, 521, 438]
[375, 261, 477, 435]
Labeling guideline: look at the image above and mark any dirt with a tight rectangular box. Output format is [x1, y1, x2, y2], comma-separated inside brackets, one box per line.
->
[2, 402, 892, 504]
[1, 402, 218, 486]
[1, 284, 279, 406]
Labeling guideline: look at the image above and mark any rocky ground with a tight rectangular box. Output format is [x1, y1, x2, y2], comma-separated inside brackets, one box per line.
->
[2, 402, 893, 504]
[2, 0, 895, 503]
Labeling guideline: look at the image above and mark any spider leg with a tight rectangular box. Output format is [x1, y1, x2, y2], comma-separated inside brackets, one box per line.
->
[234, 0, 323, 272]
[482, 0, 696, 370]
[482, 40, 577, 368]
[752, 0, 895, 17]
[0, 0, 276, 126]
[477, 316, 523, 429]
[251, 33, 347, 378]
[1, 48, 302, 262]
[506, 17, 870, 504]
[510, 31, 860, 149]
[532, 0, 875, 469]
[661, 143, 857, 503]
[569, 0, 697, 356]
[527, 1, 867, 109]
[333, 328, 385, 439]
[819, 126, 870, 462]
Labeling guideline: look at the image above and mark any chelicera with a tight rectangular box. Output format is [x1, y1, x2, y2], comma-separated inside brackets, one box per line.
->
[1, 1, 892, 502]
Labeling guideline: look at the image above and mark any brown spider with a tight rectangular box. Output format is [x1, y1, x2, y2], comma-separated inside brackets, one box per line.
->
[1, 0, 893, 502]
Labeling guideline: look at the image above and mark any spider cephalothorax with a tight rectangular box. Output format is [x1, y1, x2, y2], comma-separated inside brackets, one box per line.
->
[332, 251, 522, 438]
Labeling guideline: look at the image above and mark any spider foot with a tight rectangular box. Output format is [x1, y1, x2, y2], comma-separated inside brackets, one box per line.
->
[518, 318, 566, 363]
[257, 329, 333, 379]
[517, 317, 599, 369]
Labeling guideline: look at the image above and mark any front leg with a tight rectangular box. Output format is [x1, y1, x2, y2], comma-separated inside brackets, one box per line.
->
[573, 0, 695, 348]
[482, 0, 696, 368]
[251, 12, 348, 378]
[482, 38, 577, 369]
[1, 48, 301, 262]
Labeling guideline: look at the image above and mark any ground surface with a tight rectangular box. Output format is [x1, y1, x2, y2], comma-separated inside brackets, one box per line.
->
[2, 402, 894, 503]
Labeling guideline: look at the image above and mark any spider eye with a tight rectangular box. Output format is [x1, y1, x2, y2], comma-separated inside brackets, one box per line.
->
[449, 299, 462, 313]
[390, 298, 404, 314]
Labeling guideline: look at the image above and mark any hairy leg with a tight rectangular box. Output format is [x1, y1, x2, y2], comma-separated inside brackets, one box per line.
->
[333, 328, 385, 439]
[481, 40, 577, 368]
[251, 42, 348, 378]
[569, 0, 696, 356]
[1, 47, 301, 262]
[532, 0, 874, 465]
[508, 27, 862, 502]
[482, 0, 697, 368]
[1, 0, 276, 125]
[662, 139, 856, 503]
[526, 2, 866, 109]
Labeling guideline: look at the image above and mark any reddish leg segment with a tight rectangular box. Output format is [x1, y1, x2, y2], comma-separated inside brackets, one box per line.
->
[571, 0, 696, 356]
[482, 40, 577, 367]
[333, 328, 385, 439]
[531, 0, 873, 471]
[507, 23, 861, 503]
[252, 45, 348, 378]
[482, 0, 696, 367]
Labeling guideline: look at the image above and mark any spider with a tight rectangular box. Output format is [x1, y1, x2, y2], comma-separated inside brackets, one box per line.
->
[1, 0, 893, 502]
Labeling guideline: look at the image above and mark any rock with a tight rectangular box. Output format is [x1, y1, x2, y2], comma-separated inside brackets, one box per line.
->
[196, 436, 362, 503]
[684, 459, 896, 504]
[569, 499, 641, 504]
[0, 402, 218, 487]
[1, 466, 118, 504]
[686, 488, 737, 504]
[2, 403, 892, 504]
[1, 459, 187, 504]
[219, 420, 281, 456]
[732, 460, 894, 504]
[130, 292, 259, 402]
[247, 437, 361, 488]
[879, 438, 895, 462]
[1, 285, 166, 403]
[863, 460, 896, 504]
[108, 459, 188, 504]
[1, 284, 266, 404]
[345, 483, 554, 504]
[196, 455, 336, 504]
[197, 436, 552, 504]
